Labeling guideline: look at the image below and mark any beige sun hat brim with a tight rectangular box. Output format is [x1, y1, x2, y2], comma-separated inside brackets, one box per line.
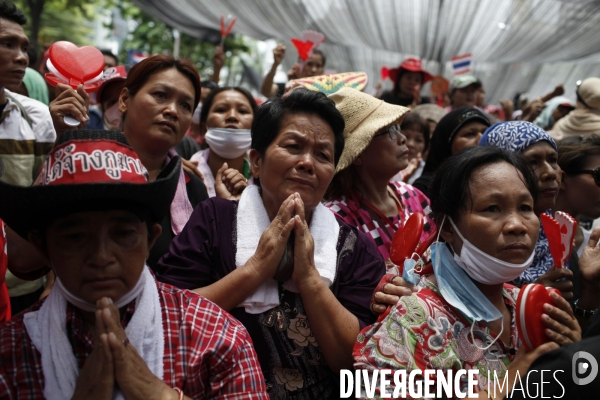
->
[329, 88, 410, 172]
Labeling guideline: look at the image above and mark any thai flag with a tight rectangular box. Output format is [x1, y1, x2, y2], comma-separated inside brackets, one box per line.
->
[131, 52, 148, 65]
[451, 53, 472, 75]
[126, 50, 148, 65]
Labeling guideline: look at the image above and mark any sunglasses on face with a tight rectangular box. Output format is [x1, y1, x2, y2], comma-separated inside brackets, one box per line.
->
[374, 124, 402, 141]
[566, 166, 600, 186]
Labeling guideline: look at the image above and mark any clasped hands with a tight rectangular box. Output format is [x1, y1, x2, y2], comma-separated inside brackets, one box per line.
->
[71, 298, 178, 400]
[247, 193, 318, 288]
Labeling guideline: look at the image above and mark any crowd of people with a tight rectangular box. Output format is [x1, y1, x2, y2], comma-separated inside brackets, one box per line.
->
[1, 0, 600, 398]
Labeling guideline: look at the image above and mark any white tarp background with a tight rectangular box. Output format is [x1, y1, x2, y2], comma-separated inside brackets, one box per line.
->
[131, 0, 600, 104]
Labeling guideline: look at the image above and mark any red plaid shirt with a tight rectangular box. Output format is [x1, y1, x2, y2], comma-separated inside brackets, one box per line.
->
[0, 281, 268, 399]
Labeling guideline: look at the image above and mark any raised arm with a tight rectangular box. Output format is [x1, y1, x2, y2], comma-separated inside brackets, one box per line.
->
[260, 44, 285, 98]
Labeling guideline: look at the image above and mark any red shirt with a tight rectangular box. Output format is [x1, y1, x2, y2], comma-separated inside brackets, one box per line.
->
[0, 281, 268, 399]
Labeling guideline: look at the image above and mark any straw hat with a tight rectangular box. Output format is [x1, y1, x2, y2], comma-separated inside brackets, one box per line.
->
[328, 87, 409, 172]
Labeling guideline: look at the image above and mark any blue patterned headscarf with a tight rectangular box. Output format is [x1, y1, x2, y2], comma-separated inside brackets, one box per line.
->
[479, 121, 557, 153]
[479, 120, 559, 287]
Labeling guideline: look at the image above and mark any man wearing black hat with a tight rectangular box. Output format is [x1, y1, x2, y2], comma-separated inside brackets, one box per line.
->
[0, 130, 268, 399]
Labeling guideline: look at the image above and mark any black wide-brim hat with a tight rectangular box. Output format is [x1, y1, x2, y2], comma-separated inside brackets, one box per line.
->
[0, 130, 180, 239]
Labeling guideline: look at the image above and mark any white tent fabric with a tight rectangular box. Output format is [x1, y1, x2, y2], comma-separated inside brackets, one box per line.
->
[132, 0, 600, 104]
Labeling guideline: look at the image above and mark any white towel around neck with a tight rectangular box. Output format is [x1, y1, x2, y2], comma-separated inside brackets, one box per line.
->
[236, 185, 340, 314]
[23, 266, 164, 400]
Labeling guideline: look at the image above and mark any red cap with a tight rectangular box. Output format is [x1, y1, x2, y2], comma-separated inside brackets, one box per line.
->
[96, 65, 128, 104]
[389, 58, 433, 86]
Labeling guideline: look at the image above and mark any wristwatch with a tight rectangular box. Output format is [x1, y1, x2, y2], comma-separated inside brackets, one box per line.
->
[572, 299, 598, 318]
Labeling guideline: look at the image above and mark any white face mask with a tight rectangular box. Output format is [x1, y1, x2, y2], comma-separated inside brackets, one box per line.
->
[205, 127, 252, 159]
[103, 102, 122, 130]
[51, 260, 147, 312]
[449, 217, 535, 285]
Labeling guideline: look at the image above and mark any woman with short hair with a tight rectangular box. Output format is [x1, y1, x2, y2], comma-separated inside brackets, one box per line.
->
[157, 88, 386, 399]
[354, 146, 582, 398]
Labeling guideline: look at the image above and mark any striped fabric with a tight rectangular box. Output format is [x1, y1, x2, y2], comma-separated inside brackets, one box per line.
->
[0, 90, 55, 187]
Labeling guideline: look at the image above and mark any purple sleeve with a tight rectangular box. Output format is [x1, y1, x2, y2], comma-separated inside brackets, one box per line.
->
[332, 224, 387, 329]
[156, 198, 236, 290]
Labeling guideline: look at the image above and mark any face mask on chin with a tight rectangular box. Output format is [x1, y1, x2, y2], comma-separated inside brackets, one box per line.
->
[430, 214, 533, 351]
[205, 127, 252, 159]
[448, 216, 535, 285]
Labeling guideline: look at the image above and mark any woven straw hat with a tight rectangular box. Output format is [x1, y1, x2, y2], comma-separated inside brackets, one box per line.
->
[328, 87, 409, 172]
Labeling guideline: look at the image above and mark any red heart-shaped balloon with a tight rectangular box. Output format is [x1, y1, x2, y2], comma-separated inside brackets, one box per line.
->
[516, 284, 560, 351]
[389, 212, 424, 269]
[291, 38, 314, 61]
[46, 41, 104, 91]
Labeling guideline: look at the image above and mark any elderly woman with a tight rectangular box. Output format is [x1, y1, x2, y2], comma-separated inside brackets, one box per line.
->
[0, 130, 267, 399]
[479, 121, 573, 295]
[190, 86, 257, 198]
[555, 134, 600, 256]
[324, 88, 435, 271]
[413, 106, 491, 197]
[354, 146, 582, 398]
[157, 88, 386, 398]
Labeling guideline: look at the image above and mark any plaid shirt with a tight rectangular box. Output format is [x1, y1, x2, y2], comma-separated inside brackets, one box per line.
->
[0, 281, 268, 399]
[325, 181, 436, 272]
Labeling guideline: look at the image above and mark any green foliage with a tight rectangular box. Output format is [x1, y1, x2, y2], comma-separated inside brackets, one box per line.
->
[115, 0, 251, 80]
[14, 0, 103, 49]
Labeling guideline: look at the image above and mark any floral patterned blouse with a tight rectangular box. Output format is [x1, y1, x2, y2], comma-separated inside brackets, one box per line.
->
[325, 181, 436, 273]
[353, 277, 520, 399]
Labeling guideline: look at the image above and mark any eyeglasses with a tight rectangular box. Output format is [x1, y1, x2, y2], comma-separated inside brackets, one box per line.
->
[374, 124, 402, 141]
[565, 166, 600, 186]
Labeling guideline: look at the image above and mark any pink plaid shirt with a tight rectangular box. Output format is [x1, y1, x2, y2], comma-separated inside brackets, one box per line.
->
[325, 181, 436, 273]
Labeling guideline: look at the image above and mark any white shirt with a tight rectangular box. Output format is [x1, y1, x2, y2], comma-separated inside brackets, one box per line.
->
[0, 89, 56, 186]
[1, 89, 55, 296]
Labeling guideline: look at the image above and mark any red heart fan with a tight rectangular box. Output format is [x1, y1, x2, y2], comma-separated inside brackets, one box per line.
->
[555, 211, 578, 264]
[516, 284, 560, 351]
[389, 212, 424, 270]
[44, 41, 104, 92]
[291, 38, 314, 61]
[540, 212, 577, 268]
[380, 66, 390, 81]
[540, 214, 563, 268]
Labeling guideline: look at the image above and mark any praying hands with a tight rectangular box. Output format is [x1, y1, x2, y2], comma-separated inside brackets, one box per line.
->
[72, 298, 186, 400]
